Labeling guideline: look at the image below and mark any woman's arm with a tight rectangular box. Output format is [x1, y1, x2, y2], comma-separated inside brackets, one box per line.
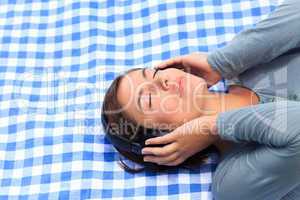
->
[213, 100, 300, 200]
[207, 0, 300, 79]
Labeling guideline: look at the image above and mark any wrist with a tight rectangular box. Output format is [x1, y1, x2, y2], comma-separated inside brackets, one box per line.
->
[206, 55, 222, 85]
[202, 115, 220, 138]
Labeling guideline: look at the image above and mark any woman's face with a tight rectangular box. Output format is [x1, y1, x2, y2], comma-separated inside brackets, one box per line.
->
[117, 68, 209, 129]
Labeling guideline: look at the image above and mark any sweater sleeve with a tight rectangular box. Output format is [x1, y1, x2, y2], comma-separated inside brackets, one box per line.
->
[212, 101, 300, 200]
[207, 0, 300, 79]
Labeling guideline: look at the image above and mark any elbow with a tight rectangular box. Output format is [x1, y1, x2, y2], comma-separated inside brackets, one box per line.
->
[212, 185, 239, 200]
[212, 168, 258, 200]
[212, 182, 254, 200]
[212, 174, 243, 200]
[287, 130, 300, 156]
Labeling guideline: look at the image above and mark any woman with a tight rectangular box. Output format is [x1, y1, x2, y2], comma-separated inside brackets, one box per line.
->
[102, 0, 300, 199]
[101, 66, 228, 173]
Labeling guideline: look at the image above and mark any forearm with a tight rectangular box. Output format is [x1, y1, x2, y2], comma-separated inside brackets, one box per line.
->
[215, 101, 300, 153]
[212, 101, 300, 200]
[207, 0, 300, 79]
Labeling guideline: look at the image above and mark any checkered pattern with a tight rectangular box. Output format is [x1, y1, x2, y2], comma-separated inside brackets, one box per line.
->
[0, 0, 280, 199]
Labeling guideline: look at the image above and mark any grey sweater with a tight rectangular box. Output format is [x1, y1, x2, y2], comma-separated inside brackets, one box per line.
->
[207, 0, 300, 199]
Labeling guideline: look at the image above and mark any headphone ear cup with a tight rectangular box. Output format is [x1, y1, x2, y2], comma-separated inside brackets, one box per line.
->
[162, 128, 172, 135]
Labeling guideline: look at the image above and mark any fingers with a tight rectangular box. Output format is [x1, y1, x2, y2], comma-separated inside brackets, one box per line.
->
[142, 142, 177, 156]
[154, 56, 183, 70]
[164, 157, 185, 166]
[142, 143, 183, 166]
[145, 132, 175, 145]
[144, 153, 185, 166]
[144, 153, 179, 165]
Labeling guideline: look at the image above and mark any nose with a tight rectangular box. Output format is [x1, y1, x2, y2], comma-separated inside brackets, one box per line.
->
[158, 76, 180, 93]
[152, 70, 168, 90]
[153, 71, 178, 93]
[160, 77, 169, 90]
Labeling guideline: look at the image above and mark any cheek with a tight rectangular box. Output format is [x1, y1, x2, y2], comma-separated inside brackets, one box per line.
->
[184, 76, 207, 108]
[157, 94, 182, 115]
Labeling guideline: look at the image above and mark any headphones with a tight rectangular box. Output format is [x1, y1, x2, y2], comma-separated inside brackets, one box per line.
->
[101, 112, 173, 170]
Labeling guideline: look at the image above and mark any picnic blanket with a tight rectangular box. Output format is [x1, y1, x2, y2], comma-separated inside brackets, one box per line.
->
[0, 0, 281, 199]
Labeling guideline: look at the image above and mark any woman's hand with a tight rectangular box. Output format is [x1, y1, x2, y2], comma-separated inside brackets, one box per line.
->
[141, 115, 220, 166]
[155, 52, 222, 87]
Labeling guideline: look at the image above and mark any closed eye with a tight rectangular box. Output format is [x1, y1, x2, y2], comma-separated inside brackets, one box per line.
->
[149, 92, 152, 108]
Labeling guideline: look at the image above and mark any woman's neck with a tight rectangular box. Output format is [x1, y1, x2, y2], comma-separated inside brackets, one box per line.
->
[199, 84, 260, 116]
[200, 85, 260, 156]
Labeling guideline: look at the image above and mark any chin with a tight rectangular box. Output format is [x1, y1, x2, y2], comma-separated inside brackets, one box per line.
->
[198, 76, 207, 86]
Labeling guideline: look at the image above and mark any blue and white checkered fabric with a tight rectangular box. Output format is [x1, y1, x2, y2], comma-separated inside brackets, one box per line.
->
[0, 0, 281, 199]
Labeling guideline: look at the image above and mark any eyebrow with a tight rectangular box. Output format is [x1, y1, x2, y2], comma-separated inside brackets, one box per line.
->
[137, 68, 147, 112]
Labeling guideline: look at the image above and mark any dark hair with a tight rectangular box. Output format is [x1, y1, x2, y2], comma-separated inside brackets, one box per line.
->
[101, 67, 220, 173]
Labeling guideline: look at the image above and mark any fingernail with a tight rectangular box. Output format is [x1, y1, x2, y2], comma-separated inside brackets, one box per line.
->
[142, 151, 147, 155]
